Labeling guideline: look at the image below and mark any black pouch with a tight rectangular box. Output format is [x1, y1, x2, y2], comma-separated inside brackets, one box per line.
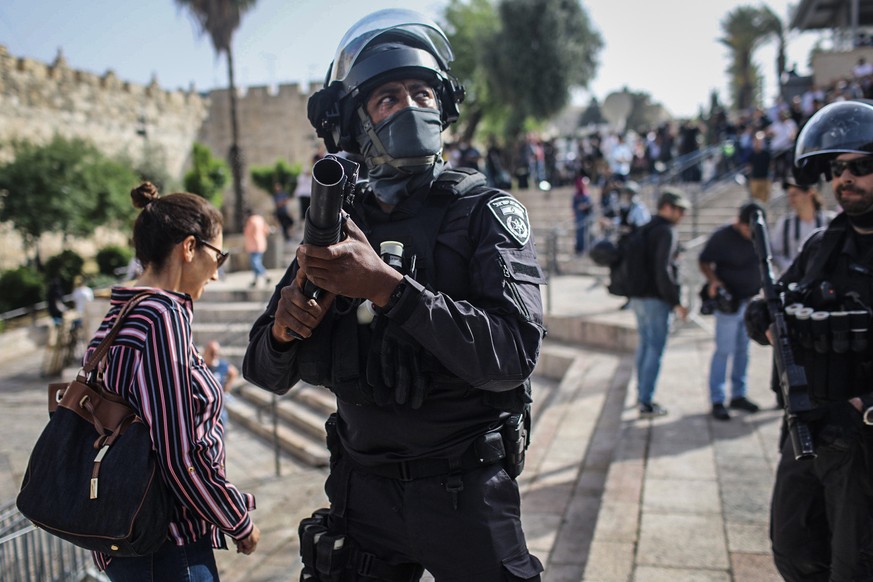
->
[315, 532, 349, 579]
[502, 411, 531, 479]
[474, 430, 506, 465]
[298, 508, 330, 572]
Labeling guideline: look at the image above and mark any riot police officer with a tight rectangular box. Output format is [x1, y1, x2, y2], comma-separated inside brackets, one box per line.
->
[243, 9, 545, 581]
[746, 100, 873, 580]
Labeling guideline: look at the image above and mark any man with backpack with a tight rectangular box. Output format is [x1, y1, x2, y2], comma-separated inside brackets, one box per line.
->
[627, 189, 690, 418]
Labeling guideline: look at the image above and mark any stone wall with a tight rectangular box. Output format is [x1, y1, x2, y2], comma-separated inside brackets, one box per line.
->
[0, 45, 212, 270]
[198, 82, 322, 218]
[0, 45, 323, 270]
[0, 45, 209, 176]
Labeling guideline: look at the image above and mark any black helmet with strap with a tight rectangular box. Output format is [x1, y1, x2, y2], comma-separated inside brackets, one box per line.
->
[793, 100, 873, 184]
[307, 9, 465, 154]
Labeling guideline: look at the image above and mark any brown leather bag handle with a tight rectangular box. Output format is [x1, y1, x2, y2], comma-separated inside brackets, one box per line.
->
[80, 292, 154, 379]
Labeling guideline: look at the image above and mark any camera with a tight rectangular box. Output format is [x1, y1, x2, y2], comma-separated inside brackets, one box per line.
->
[700, 284, 738, 315]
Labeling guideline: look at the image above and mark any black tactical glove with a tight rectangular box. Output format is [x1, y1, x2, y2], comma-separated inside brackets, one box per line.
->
[744, 297, 772, 346]
[366, 316, 432, 409]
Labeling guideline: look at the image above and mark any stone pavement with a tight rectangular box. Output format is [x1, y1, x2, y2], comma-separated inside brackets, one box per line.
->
[0, 269, 783, 581]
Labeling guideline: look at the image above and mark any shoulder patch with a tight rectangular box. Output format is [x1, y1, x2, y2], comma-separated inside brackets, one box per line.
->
[487, 196, 531, 246]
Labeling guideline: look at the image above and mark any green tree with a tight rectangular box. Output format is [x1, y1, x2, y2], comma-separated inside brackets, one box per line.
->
[484, 0, 602, 139]
[0, 266, 44, 313]
[720, 5, 783, 111]
[0, 136, 137, 261]
[183, 142, 230, 207]
[442, 0, 505, 141]
[176, 0, 257, 233]
[250, 159, 300, 196]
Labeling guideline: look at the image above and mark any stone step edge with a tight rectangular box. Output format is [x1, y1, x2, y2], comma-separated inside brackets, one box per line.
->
[225, 396, 330, 467]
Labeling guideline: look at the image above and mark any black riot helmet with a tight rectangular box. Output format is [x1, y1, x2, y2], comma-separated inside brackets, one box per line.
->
[793, 100, 873, 184]
[307, 9, 465, 154]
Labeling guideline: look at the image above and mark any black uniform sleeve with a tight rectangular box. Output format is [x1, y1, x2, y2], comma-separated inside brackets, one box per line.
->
[383, 193, 546, 393]
[242, 263, 301, 395]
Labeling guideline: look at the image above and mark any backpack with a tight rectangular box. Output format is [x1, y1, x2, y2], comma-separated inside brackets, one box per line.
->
[605, 223, 653, 298]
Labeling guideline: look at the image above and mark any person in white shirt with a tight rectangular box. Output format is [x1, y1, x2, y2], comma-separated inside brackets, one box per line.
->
[608, 134, 633, 181]
[853, 57, 873, 79]
[70, 275, 93, 328]
[770, 180, 835, 273]
[768, 110, 799, 182]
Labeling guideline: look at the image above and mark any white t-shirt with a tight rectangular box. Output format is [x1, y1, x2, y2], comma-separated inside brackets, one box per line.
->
[295, 172, 312, 199]
[71, 285, 94, 316]
[770, 210, 835, 272]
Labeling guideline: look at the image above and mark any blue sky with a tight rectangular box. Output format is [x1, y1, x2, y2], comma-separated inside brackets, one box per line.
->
[0, 0, 821, 117]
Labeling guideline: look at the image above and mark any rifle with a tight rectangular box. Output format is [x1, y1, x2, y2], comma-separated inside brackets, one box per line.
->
[749, 208, 816, 460]
[300, 154, 359, 300]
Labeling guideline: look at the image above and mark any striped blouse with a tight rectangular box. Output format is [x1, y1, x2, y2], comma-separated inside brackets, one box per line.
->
[87, 287, 255, 570]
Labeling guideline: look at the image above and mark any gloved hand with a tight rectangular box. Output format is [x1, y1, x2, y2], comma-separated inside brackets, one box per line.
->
[380, 327, 432, 409]
[366, 316, 431, 409]
[744, 297, 772, 346]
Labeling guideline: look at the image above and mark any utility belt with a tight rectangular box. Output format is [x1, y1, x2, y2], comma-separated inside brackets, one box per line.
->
[784, 304, 873, 399]
[341, 411, 530, 483]
[297, 412, 531, 581]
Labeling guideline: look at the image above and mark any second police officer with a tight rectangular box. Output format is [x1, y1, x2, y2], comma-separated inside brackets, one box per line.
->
[243, 9, 545, 582]
[746, 99, 873, 580]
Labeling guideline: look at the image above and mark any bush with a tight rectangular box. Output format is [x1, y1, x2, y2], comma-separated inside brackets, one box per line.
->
[43, 249, 84, 292]
[96, 245, 132, 276]
[0, 266, 45, 313]
[85, 273, 118, 291]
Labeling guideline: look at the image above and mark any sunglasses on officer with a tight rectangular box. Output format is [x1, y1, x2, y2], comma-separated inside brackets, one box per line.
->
[829, 156, 873, 178]
[195, 237, 229, 270]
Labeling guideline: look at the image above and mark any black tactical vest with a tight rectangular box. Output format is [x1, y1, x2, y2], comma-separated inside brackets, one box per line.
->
[787, 216, 873, 401]
[294, 169, 531, 413]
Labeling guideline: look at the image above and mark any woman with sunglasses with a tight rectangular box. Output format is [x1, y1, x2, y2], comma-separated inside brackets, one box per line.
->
[84, 182, 259, 581]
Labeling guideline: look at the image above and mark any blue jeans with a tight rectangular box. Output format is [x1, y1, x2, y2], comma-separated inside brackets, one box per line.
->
[104, 536, 219, 582]
[249, 252, 265, 278]
[709, 302, 749, 404]
[574, 215, 589, 253]
[631, 298, 673, 405]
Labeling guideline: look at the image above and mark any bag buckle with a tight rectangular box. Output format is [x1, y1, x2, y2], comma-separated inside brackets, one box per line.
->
[90, 444, 110, 499]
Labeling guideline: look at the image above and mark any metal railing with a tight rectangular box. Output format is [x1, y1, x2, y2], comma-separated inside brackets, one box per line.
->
[0, 500, 106, 582]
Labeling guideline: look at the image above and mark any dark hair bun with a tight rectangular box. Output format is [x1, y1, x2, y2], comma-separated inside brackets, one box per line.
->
[130, 182, 160, 209]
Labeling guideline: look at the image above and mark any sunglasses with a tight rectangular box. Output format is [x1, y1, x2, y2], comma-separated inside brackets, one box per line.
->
[195, 237, 229, 270]
[829, 157, 873, 178]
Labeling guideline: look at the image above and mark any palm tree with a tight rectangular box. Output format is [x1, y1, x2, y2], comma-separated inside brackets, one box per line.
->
[176, 0, 256, 232]
[720, 5, 783, 112]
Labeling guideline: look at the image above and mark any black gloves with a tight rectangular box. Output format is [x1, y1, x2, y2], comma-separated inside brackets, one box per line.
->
[366, 316, 432, 409]
[744, 297, 772, 346]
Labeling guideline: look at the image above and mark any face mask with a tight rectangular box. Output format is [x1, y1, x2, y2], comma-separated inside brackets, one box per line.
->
[358, 107, 443, 175]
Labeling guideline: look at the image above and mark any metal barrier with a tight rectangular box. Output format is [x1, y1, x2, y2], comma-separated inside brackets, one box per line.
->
[0, 500, 105, 582]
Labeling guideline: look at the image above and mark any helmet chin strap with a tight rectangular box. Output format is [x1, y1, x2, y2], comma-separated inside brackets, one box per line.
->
[356, 106, 439, 172]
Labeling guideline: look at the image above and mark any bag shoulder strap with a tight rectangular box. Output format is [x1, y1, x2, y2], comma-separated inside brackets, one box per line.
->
[80, 292, 154, 377]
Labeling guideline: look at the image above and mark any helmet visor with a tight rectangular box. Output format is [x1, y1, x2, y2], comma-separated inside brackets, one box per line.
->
[329, 9, 454, 85]
[795, 100, 873, 163]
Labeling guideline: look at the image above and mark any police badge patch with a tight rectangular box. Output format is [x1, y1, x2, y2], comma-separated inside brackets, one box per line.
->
[487, 197, 531, 246]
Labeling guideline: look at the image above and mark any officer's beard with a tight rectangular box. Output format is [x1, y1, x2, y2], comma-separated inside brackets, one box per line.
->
[357, 107, 445, 206]
[837, 183, 873, 231]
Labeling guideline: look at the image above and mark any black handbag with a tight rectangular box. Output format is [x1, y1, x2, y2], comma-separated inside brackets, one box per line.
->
[17, 293, 173, 556]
